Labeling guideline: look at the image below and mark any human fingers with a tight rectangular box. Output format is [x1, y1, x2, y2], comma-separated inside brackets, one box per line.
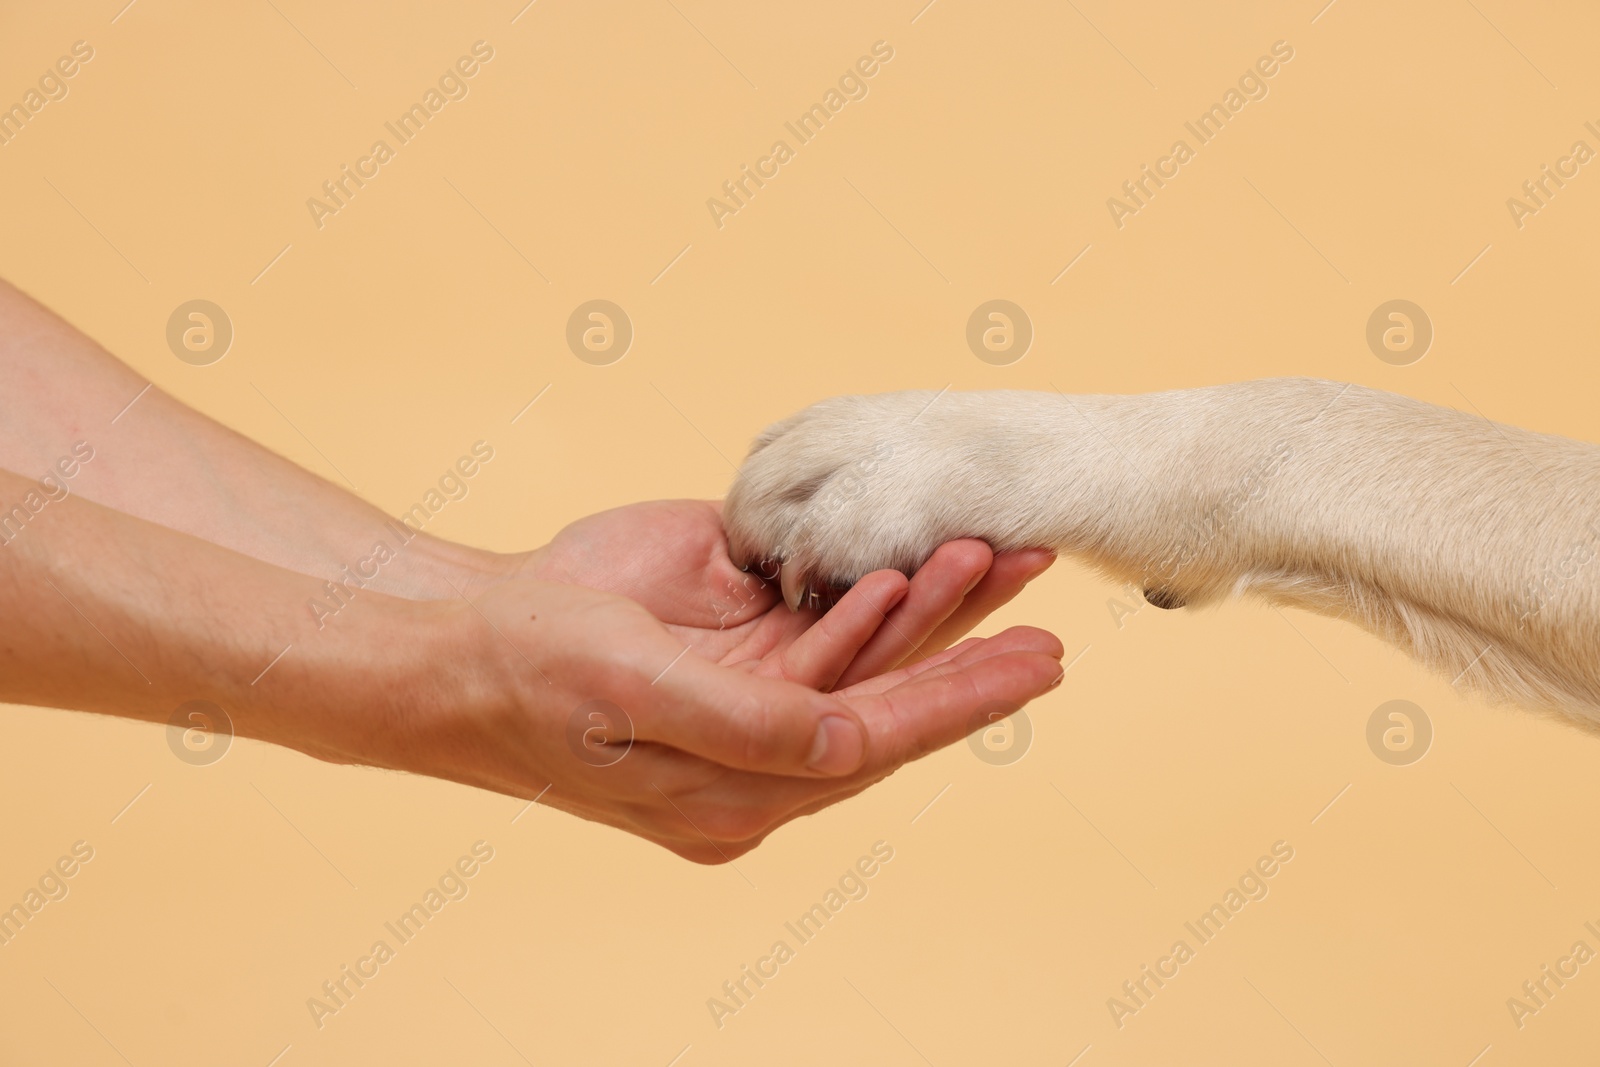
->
[831, 539, 995, 689]
[632, 651, 869, 777]
[754, 569, 909, 690]
[913, 548, 1055, 658]
[633, 640, 1066, 841]
[847, 646, 1064, 767]
[841, 624, 1064, 697]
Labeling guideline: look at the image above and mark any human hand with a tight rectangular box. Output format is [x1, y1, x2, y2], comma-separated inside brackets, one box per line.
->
[406, 500, 1060, 861]
[516, 498, 1057, 689]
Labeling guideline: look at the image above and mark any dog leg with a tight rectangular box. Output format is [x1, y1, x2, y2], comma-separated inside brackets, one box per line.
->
[724, 378, 1600, 726]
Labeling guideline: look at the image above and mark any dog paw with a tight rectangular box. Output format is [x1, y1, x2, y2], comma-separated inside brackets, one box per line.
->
[723, 391, 1041, 610]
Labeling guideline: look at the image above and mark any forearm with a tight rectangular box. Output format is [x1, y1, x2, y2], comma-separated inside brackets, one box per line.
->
[0, 279, 510, 599]
[0, 465, 476, 766]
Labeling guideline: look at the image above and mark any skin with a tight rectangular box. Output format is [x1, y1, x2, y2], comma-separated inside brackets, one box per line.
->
[0, 279, 1063, 862]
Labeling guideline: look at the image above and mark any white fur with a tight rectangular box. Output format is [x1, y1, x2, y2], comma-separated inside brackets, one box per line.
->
[724, 379, 1600, 729]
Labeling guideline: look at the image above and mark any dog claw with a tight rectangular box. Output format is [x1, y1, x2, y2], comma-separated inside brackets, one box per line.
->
[780, 561, 808, 612]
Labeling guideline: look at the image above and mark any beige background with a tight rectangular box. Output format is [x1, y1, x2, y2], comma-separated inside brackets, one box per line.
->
[3, 0, 1598, 1063]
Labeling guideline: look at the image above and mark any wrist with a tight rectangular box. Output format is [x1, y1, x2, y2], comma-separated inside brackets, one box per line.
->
[350, 578, 566, 795]
[231, 591, 487, 773]
[391, 532, 537, 599]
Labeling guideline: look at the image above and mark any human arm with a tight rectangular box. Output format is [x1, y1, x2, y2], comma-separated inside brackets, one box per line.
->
[0, 277, 496, 598]
[0, 274, 1072, 857]
[0, 467, 1064, 858]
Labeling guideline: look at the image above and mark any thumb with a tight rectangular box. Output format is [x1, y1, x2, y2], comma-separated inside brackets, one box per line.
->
[633, 654, 867, 777]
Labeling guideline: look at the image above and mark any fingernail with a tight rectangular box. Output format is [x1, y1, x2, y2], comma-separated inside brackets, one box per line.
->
[808, 715, 865, 775]
[882, 582, 910, 613]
